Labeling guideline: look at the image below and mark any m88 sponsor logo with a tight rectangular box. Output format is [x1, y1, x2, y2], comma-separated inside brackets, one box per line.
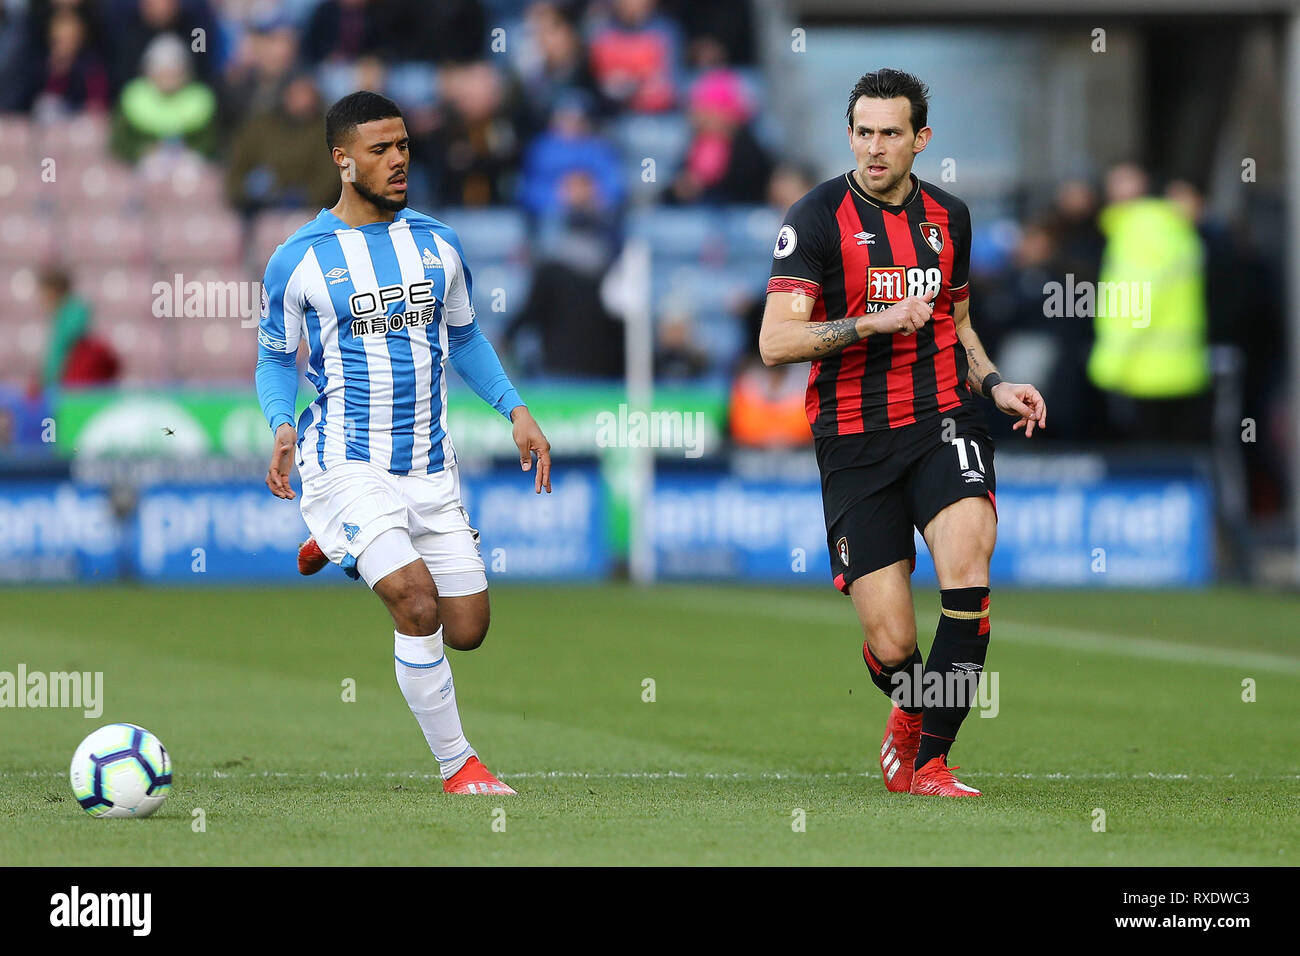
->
[865, 266, 942, 310]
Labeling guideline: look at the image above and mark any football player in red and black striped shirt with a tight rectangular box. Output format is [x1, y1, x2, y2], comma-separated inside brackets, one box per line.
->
[759, 69, 1046, 798]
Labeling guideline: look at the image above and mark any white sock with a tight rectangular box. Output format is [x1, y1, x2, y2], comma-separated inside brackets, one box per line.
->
[393, 628, 476, 779]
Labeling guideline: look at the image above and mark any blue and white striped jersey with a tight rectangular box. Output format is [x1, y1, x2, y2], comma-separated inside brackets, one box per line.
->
[259, 207, 482, 478]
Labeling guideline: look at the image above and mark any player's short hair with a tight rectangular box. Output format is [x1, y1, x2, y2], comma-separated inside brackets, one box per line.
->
[846, 69, 930, 134]
[325, 91, 403, 150]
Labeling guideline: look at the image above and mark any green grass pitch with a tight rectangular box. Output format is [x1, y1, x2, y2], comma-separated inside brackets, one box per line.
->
[2, 584, 1297, 865]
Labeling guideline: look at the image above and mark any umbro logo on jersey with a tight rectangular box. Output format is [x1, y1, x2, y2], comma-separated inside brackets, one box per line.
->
[952, 662, 983, 673]
[325, 267, 350, 285]
[962, 469, 984, 483]
[854, 231, 875, 245]
[422, 247, 443, 268]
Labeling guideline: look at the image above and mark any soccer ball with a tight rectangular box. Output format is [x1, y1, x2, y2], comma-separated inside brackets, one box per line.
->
[69, 723, 172, 818]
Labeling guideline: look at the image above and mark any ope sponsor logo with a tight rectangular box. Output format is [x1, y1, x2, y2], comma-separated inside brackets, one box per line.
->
[889, 665, 1000, 718]
[594, 403, 708, 459]
[1042, 274, 1153, 328]
[0, 664, 102, 718]
[151, 274, 264, 326]
[50, 886, 151, 936]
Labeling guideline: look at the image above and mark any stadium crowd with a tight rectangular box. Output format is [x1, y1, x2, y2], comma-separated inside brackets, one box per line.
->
[0, 0, 1286, 513]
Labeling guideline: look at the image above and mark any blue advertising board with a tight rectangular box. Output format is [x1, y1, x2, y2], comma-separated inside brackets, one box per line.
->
[651, 473, 1212, 587]
[0, 467, 608, 583]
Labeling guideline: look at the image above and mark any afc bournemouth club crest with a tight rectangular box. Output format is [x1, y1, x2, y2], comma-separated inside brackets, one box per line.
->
[919, 222, 944, 254]
[836, 536, 850, 567]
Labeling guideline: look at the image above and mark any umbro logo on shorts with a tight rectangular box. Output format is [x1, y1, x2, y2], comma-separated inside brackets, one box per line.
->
[962, 469, 984, 484]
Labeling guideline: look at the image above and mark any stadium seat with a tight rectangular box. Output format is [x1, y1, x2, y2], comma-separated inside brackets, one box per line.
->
[152, 211, 243, 267]
[173, 318, 256, 384]
[628, 207, 720, 262]
[32, 113, 109, 159]
[4, 318, 48, 385]
[0, 267, 42, 322]
[249, 209, 317, 272]
[49, 162, 141, 214]
[138, 154, 227, 212]
[612, 113, 691, 202]
[439, 208, 527, 263]
[723, 205, 782, 264]
[99, 314, 173, 384]
[0, 215, 56, 267]
[79, 267, 156, 323]
[59, 213, 149, 264]
[0, 116, 33, 157]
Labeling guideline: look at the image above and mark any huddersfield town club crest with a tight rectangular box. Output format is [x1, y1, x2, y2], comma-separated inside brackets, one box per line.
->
[919, 222, 944, 254]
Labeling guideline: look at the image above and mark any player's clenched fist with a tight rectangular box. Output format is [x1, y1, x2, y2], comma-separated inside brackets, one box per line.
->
[865, 288, 935, 337]
[266, 423, 297, 499]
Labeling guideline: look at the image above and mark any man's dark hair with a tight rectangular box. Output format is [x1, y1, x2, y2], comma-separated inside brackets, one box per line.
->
[325, 90, 403, 150]
[845, 69, 930, 134]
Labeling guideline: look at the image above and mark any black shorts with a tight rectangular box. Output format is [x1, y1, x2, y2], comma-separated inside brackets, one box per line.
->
[816, 402, 997, 594]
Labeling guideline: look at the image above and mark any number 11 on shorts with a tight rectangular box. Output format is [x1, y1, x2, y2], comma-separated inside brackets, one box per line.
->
[951, 437, 985, 473]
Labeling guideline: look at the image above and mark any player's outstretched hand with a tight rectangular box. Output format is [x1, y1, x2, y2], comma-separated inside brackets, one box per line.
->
[266, 423, 298, 499]
[511, 406, 552, 494]
[992, 382, 1047, 437]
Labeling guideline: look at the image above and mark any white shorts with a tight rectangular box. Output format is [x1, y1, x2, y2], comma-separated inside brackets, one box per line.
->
[299, 460, 487, 595]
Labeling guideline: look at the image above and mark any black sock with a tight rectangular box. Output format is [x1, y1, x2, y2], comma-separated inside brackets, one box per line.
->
[863, 643, 923, 714]
[916, 587, 990, 768]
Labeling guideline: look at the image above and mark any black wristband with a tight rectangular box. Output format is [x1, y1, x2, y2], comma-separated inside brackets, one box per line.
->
[980, 372, 1002, 397]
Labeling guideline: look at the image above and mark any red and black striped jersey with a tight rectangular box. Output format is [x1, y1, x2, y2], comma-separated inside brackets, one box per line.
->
[767, 171, 974, 436]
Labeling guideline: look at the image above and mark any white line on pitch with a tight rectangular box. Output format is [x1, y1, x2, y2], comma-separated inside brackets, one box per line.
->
[640, 588, 1300, 675]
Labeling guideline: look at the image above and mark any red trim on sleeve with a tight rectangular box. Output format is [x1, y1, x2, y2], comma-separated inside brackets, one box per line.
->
[950, 283, 970, 302]
[767, 276, 821, 298]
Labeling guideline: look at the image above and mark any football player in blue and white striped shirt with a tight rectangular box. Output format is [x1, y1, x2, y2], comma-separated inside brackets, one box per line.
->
[257, 91, 551, 796]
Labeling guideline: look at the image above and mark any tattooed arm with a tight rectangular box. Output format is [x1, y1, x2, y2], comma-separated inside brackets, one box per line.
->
[952, 298, 1049, 437]
[759, 289, 936, 367]
[953, 299, 1000, 396]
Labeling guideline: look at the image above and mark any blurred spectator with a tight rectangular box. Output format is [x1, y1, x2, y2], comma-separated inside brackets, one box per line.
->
[16, 7, 110, 116]
[729, 362, 812, 448]
[518, 92, 624, 223]
[517, 2, 609, 129]
[421, 61, 527, 206]
[385, 0, 486, 64]
[507, 174, 625, 378]
[219, 13, 299, 133]
[110, 32, 218, 161]
[302, 0, 386, 65]
[1087, 163, 1211, 442]
[667, 68, 770, 204]
[226, 74, 339, 214]
[39, 268, 119, 389]
[654, 305, 709, 381]
[1047, 179, 1104, 281]
[661, 0, 755, 67]
[766, 161, 817, 215]
[105, 0, 220, 94]
[587, 0, 682, 113]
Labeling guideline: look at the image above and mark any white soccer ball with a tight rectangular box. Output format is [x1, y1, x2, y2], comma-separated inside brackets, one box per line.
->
[69, 723, 172, 818]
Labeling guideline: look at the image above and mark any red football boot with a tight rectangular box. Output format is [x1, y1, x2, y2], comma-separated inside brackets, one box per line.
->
[297, 536, 328, 575]
[443, 757, 517, 795]
[880, 705, 923, 793]
[910, 755, 982, 797]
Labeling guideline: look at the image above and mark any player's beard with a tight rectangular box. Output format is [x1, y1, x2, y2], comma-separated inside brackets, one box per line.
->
[352, 175, 408, 213]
